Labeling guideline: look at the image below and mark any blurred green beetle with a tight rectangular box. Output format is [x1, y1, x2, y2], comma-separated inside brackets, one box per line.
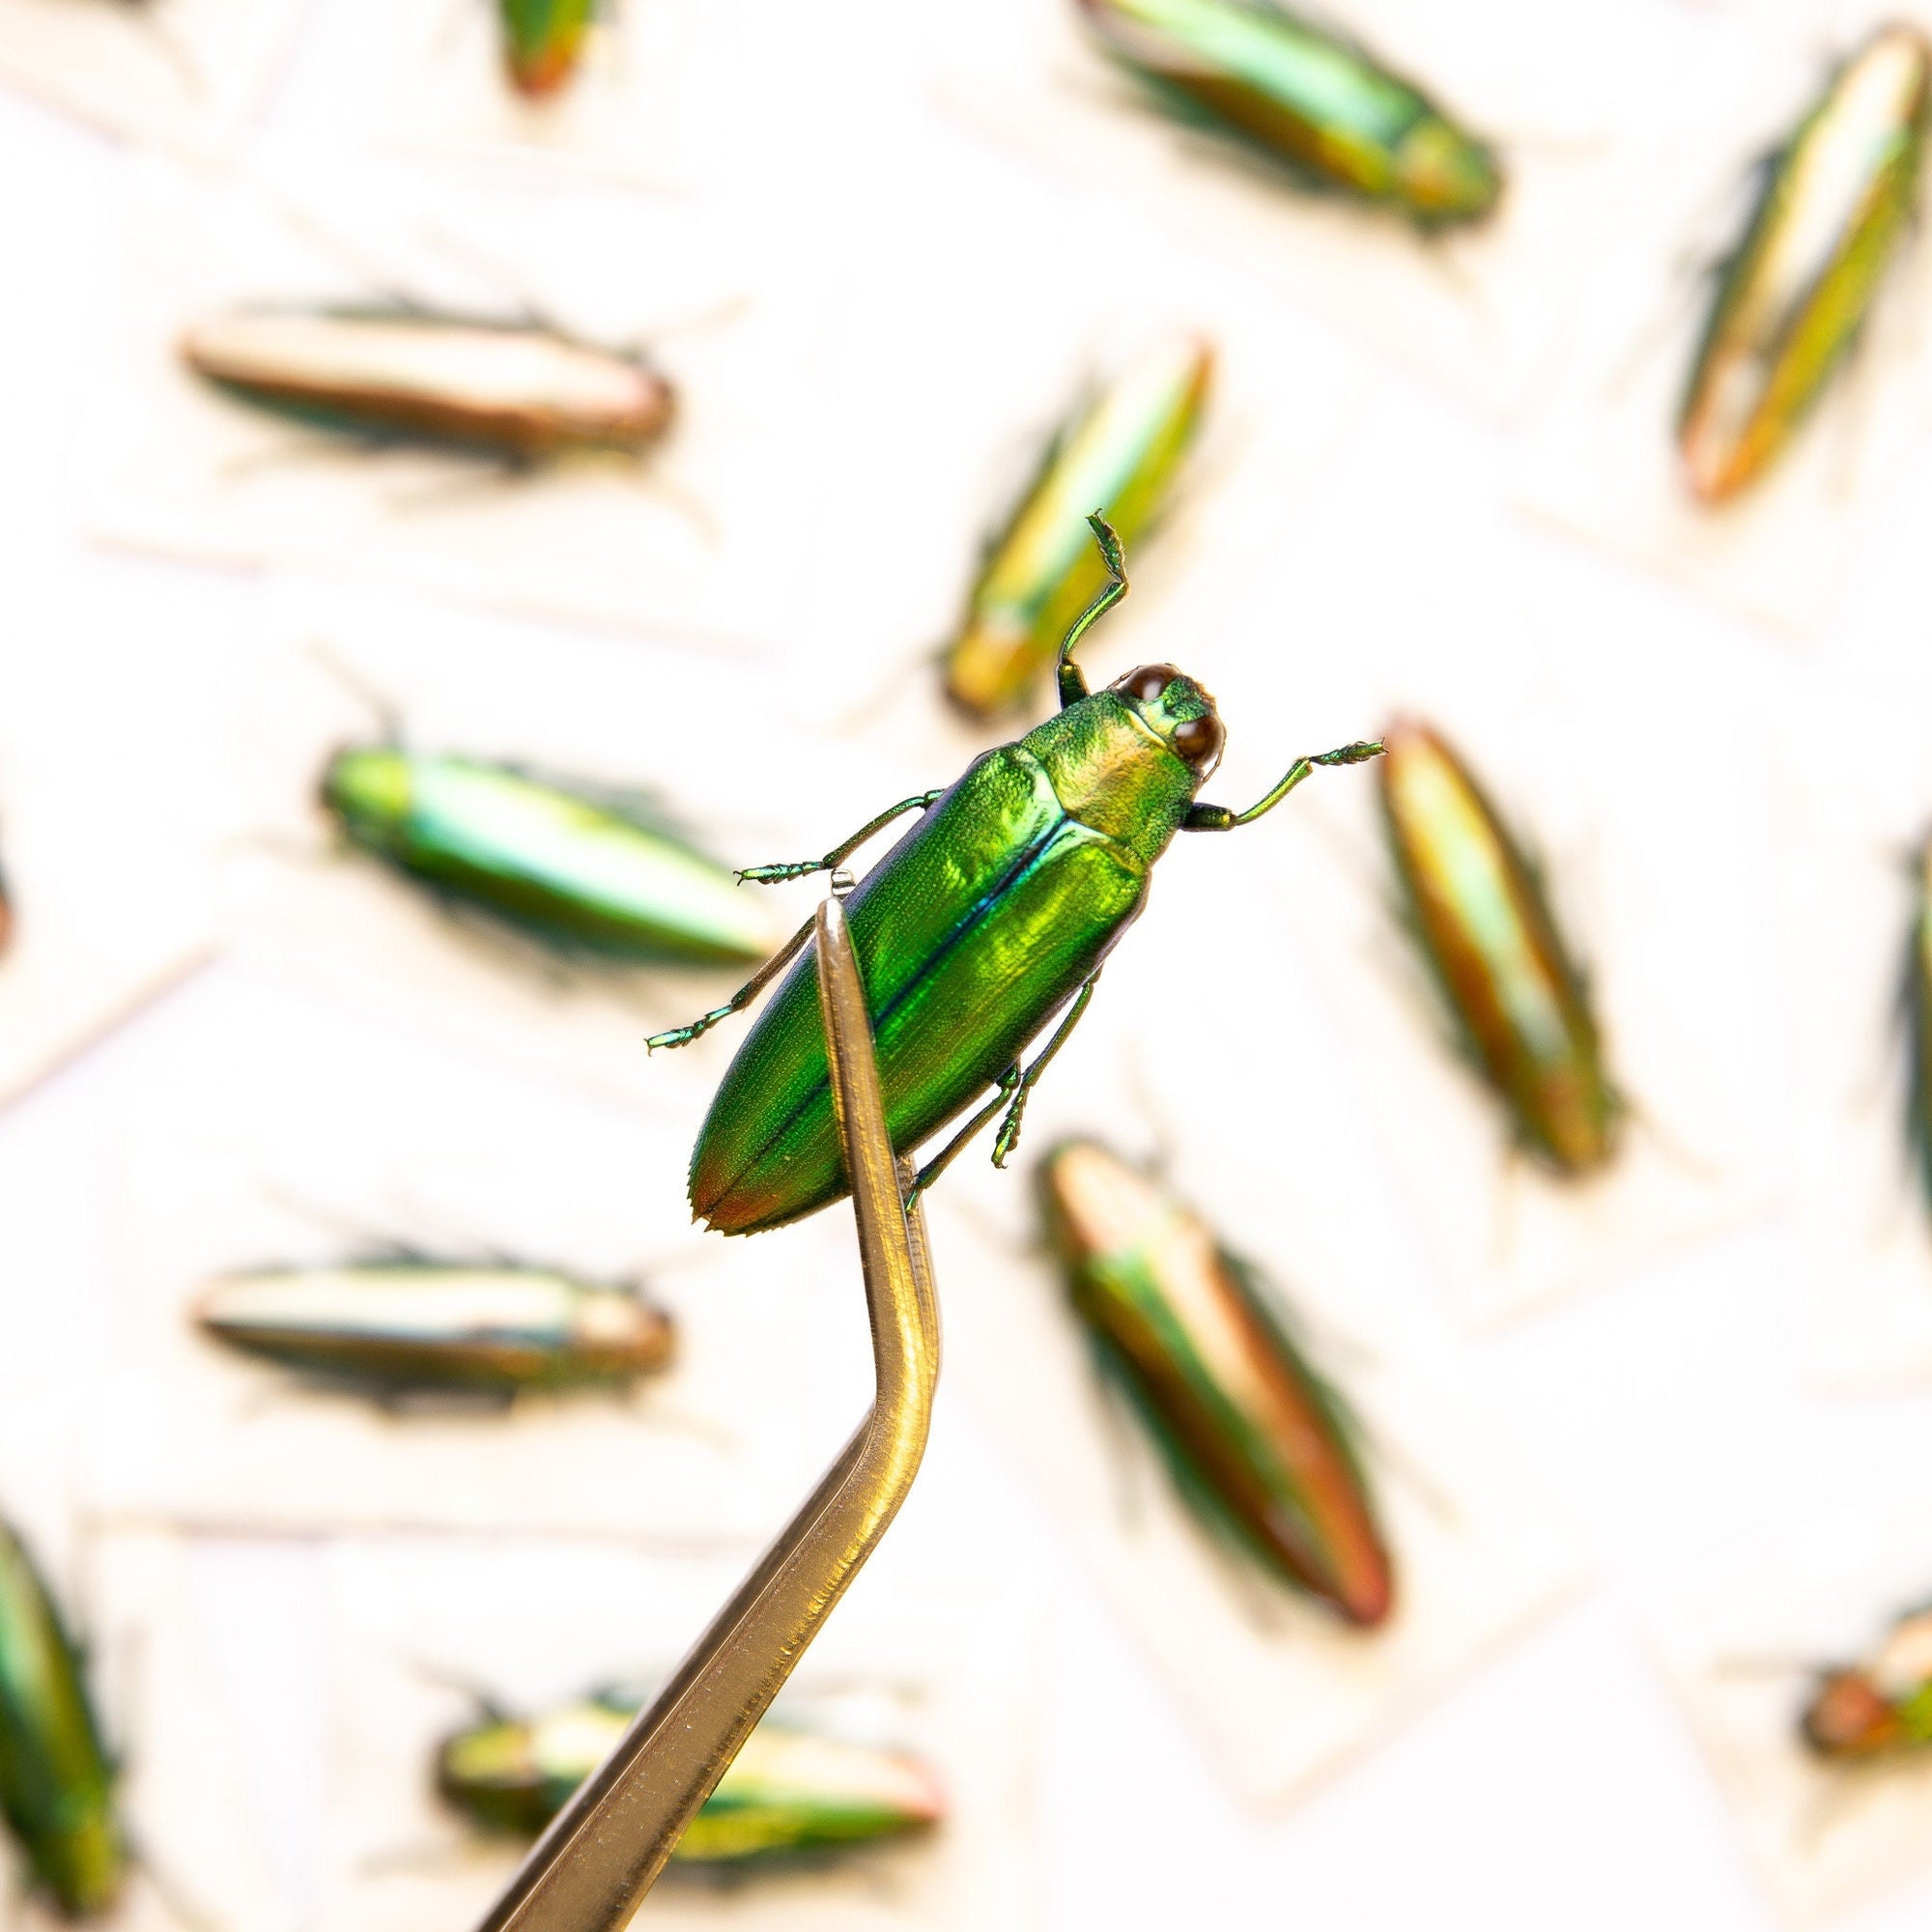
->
[1801, 1602, 1932, 1761]
[1680, 24, 1932, 504]
[1075, 0, 1501, 228]
[196, 1258, 674, 1399]
[0, 1519, 125, 1919]
[439, 1690, 945, 1863]
[322, 744, 778, 970]
[1039, 1138, 1393, 1625]
[1378, 717, 1621, 1178]
[946, 335, 1213, 720]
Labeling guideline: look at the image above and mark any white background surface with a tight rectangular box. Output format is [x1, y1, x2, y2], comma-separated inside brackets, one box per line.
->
[7, 4, 1932, 1930]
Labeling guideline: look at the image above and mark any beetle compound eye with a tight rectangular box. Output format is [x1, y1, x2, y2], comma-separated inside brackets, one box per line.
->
[1118, 665, 1180, 704]
[1171, 714, 1224, 769]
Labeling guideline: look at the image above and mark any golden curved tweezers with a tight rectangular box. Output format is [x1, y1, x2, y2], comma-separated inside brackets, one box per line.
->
[470, 894, 941, 1932]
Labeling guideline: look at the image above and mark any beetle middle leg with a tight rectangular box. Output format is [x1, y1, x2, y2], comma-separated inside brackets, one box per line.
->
[644, 913, 816, 1051]
[734, 791, 946, 885]
[904, 971, 1104, 1207]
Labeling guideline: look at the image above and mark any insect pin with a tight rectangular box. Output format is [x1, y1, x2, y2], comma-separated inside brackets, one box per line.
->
[438, 1690, 946, 1863]
[321, 741, 779, 970]
[195, 1258, 673, 1400]
[180, 304, 673, 469]
[1074, 0, 1501, 229]
[1801, 1603, 1932, 1760]
[0, 1518, 125, 1919]
[648, 517, 1383, 1234]
[1378, 718, 1620, 1178]
[1038, 1138, 1393, 1625]
[945, 335, 1213, 720]
[497, 0, 597, 99]
[1679, 24, 1932, 504]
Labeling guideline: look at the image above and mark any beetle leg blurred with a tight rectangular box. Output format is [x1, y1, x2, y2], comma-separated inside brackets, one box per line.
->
[992, 973, 1101, 1167]
[904, 1065, 1023, 1210]
[735, 792, 946, 884]
[645, 914, 815, 1051]
[1182, 739, 1383, 831]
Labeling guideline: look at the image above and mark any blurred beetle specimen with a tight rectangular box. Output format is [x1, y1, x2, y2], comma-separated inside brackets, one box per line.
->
[181, 307, 673, 467]
[196, 1260, 673, 1399]
[440, 1690, 946, 1863]
[650, 519, 1382, 1234]
[1378, 718, 1621, 1179]
[946, 335, 1213, 720]
[497, 0, 597, 99]
[1039, 1138, 1394, 1626]
[0, 1520, 125, 1919]
[1074, 0, 1501, 229]
[321, 744, 778, 970]
[1801, 1604, 1932, 1760]
[1680, 24, 1931, 505]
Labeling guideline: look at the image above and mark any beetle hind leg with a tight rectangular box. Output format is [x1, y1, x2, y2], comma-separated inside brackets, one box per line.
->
[902, 970, 1105, 1208]
[991, 973, 1101, 1167]
[904, 1064, 1023, 1211]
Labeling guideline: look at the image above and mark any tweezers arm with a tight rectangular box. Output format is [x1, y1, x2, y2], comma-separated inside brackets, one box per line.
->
[469, 895, 940, 1932]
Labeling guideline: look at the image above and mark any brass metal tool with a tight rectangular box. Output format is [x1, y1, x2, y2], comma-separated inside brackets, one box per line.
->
[469, 894, 941, 1932]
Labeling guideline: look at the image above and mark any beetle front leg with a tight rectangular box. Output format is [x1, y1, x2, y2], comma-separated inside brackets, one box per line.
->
[644, 913, 816, 1051]
[992, 972, 1101, 1166]
[1183, 739, 1384, 831]
[735, 791, 946, 885]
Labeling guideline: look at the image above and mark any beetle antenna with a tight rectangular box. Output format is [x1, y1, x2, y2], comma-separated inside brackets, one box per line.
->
[1056, 515, 1129, 710]
[305, 639, 406, 742]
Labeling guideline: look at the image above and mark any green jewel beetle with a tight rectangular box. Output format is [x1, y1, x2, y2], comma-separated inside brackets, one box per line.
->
[322, 744, 778, 969]
[1801, 1602, 1932, 1761]
[1378, 717, 1620, 1177]
[195, 1258, 674, 1399]
[650, 518, 1383, 1235]
[1680, 23, 1931, 505]
[439, 1690, 945, 1861]
[0, 1519, 125, 1918]
[945, 335, 1213, 721]
[1039, 1138, 1392, 1625]
[497, 0, 597, 98]
[1075, 0, 1502, 229]
[181, 306, 673, 466]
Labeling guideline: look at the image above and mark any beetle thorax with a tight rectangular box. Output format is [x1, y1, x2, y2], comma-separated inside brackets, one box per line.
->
[1019, 690, 1202, 867]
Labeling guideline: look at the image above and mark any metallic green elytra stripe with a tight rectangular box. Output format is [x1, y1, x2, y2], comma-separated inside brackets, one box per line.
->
[497, 0, 596, 97]
[323, 746, 777, 967]
[181, 308, 673, 463]
[439, 1692, 946, 1861]
[1378, 718, 1619, 1177]
[1076, 0, 1500, 227]
[196, 1263, 674, 1395]
[1038, 1139, 1393, 1626]
[945, 336, 1213, 719]
[1802, 1605, 1932, 1760]
[1681, 25, 1932, 504]
[651, 522, 1381, 1235]
[0, 1521, 124, 1919]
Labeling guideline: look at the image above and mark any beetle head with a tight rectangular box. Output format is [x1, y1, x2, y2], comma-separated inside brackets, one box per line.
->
[1110, 665, 1224, 781]
[1802, 1668, 1900, 1759]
